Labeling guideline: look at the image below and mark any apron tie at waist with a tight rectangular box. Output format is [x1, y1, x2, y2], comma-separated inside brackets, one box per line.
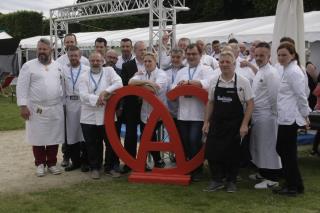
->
[30, 98, 62, 106]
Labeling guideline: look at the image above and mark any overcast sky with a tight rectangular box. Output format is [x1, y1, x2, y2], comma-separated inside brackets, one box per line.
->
[0, 0, 75, 18]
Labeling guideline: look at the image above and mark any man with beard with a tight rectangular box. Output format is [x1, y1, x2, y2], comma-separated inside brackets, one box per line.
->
[79, 52, 123, 179]
[56, 33, 90, 67]
[56, 33, 90, 168]
[61, 46, 90, 172]
[249, 42, 282, 189]
[17, 38, 64, 177]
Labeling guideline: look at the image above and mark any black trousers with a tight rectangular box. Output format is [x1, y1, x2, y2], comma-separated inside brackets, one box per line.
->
[140, 122, 161, 164]
[66, 141, 88, 166]
[208, 159, 238, 183]
[312, 130, 320, 153]
[81, 124, 117, 170]
[276, 123, 304, 190]
[123, 119, 141, 160]
[104, 122, 120, 171]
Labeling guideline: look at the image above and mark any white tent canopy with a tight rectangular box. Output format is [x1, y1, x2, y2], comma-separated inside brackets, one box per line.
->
[0, 31, 12, 39]
[19, 11, 320, 49]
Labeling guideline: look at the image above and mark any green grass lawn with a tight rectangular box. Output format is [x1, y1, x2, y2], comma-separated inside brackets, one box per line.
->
[0, 95, 24, 131]
[0, 94, 320, 212]
[0, 150, 319, 213]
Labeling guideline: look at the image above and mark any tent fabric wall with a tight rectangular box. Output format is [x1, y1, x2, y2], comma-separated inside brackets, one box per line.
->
[0, 32, 12, 39]
[19, 11, 320, 49]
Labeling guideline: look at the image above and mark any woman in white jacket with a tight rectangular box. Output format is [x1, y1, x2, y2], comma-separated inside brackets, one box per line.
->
[273, 42, 310, 196]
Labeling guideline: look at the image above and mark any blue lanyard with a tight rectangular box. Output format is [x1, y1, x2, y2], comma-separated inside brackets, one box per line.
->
[188, 65, 198, 80]
[171, 68, 178, 83]
[70, 65, 81, 93]
[90, 70, 103, 94]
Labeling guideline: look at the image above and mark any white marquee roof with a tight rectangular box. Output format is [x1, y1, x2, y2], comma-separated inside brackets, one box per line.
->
[19, 10, 320, 49]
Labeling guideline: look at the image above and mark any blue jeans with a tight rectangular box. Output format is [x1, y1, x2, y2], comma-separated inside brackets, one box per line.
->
[178, 120, 203, 160]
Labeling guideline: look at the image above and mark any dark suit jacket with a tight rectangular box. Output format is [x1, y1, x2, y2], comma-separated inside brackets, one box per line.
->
[121, 59, 142, 123]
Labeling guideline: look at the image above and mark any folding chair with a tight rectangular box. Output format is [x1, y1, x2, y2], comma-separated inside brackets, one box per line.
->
[0, 73, 16, 101]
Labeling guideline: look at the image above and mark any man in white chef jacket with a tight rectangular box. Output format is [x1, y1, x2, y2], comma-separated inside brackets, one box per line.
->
[196, 40, 219, 70]
[56, 33, 90, 168]
[249, 42, 282, 189]
[79, 51, 123, 179]
[56, 33, 90, 67]
[61, 46, 90, 172]
[17, 38, 64, 177]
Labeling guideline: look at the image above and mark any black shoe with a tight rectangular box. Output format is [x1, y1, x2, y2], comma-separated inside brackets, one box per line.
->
[61, 158, 70, 167]
[81, 164, 90, 172]
[272, 187, 298, 197]
[65, 164, 80, 172]
[154, 160, 166, 168]
[203, 181, 224, 192]
[226, 182, 237, 193]
[120, 165, 131, 174]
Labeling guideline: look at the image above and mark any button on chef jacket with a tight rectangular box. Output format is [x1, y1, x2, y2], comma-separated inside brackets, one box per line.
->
[172, 64, 214, 121]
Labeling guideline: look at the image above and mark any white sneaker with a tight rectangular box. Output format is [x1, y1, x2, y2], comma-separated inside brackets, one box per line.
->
[254, 179, 279, 189]
[36, 164, 45, 177]
[48, 166, 62, 175]
[248, 173, 265, 181]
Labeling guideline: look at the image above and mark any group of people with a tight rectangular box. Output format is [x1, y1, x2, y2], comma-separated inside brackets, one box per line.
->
[16, 32, 316, 197]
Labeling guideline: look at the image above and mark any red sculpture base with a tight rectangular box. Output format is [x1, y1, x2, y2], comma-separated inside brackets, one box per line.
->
[128, 172, 191, 186]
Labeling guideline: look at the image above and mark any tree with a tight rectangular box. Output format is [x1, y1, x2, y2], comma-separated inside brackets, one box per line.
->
[0, 11, 43, 39]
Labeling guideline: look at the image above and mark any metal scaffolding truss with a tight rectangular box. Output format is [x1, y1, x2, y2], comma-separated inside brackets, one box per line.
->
[50, 0, 189, 59]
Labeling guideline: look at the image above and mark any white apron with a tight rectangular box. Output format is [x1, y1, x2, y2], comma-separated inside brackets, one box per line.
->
[250, 110, 282, 169]
[26, 100, 64, 146]
[65, 97, 84, 144]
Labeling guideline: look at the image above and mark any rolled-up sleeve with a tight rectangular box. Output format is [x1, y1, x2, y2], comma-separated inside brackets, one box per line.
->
[105, 67, 123, 93]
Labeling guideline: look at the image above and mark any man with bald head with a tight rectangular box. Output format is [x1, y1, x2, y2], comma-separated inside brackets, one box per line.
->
[105, 49, 121, 73]
[196, 40, 219, 70]
[79, 51, 123, 179]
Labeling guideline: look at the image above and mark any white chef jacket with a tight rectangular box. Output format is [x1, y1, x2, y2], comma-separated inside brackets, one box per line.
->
[201, 54, 219, 70]
[62, 63, 90, 144]
[115, 54, 134, 70]
[277, 60, 310, 126]
[275, 62, 310, 98]
[56, 54, 90, 67]
[16, 59, 64, 146]
[211, 52, 220, 61]
[250, 63, 281, 169]
[172, 64, 214, 121]
[236, 58, 255, 86]
[159, 51, 172, 70]
[130, 68, 168, 123]
[79, 67, 123, 125]
[252, 63, 280, 114]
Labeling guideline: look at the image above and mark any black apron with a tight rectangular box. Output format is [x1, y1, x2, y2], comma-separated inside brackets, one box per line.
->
[205, 74, 244, 163]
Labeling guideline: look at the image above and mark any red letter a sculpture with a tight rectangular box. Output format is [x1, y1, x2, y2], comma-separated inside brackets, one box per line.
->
[105, 85, 208, 185]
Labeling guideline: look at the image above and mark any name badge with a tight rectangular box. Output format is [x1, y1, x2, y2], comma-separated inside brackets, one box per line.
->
[70, 95, 79, 100]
